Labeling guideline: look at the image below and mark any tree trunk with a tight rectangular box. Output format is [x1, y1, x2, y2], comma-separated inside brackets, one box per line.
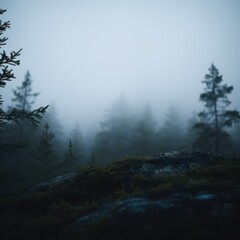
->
[214, 102, 219, 154]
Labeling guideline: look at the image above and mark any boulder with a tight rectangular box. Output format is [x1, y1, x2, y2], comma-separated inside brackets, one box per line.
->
[59, 189, 240, 240]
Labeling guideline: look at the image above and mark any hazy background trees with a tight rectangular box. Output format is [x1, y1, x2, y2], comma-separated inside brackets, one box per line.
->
[156, 106, 185, 152]
[1, 64, 240, 192]
[69, 123, 85, 164]
[130, 103, 156, 155]
[91, 94, 135, 163]
[33, 123, 58, 180]
[0, 8, 48, 191]
[1, 7, 240, 193]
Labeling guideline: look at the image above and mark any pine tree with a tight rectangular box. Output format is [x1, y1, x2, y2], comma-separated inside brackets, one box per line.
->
[0, 9, 48, 152]
[11, 71, 39, 110]
[40, 103, 65, 155]
[6, 71, 41, 145]
[0, 9, 21, 103]
[64, 139, 77, 172]
[92, 94, 135, 163]
[193, 64, 240, 154]
[92, 130, 111, 164]
[131, 103, 156, 155]
[185, 111, 199, 150]
[70, 123, 84, 164]
[34, 123, 57, 179]
[157, 106, 184, 152]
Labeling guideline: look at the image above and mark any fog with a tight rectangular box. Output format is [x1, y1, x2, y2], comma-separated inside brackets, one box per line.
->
[1, 0, 240, 133]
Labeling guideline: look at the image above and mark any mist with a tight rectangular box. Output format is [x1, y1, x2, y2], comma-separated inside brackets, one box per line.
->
[1, 0, 240, 134]
[2, 2, 240, 238]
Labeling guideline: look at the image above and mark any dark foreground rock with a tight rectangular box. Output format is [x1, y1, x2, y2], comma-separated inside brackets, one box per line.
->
[1, 151, 239, 240]
[57, 189, 240, 240]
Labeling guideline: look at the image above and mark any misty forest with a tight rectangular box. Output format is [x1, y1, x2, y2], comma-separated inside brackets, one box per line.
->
[1, 2, 240, 240]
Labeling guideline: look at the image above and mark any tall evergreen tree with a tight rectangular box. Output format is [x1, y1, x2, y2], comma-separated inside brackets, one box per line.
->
[157, 106, 184, 152]
[92, 130, 110, 164]
[64, 139, 77, 172]
[232, 123, 240, 155]
[92, 94, 135, 163]
[0, 9, 47, 152]
[34, 123, 57, 179]
[192, 64, 240, 154]
[185, 111, 199, 150]
[11, 71, 39, 110]
[130, 103, 156, 155]
[40, 103, 65, 155]
[70, 123, 84, 164]
[6, 71, 40, 145]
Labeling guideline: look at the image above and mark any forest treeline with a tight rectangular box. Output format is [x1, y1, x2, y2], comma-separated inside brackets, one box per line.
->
[0, 8, 240, 191]
[0, 69, 240, 187]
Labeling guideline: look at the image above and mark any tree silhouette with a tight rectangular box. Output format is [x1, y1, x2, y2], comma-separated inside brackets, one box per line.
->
[131, 103, 156, 155]
[34, 123, 57, 179]
[157, 106, 184, 152]
[11, 71, 39, 111]
[70, 123, 84, 164]
[0, 9, 48, 152]
[5, 71, 41, 146]
[92, 94, 135, 163]
[40, 103, 65, 155]
[64, 139, 77, 172]
[193, 64, 240, 154]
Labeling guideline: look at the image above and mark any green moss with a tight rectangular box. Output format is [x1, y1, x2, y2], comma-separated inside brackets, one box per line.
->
[1, 156, 240, 240]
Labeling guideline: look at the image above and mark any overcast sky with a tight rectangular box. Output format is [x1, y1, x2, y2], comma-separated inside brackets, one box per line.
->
[1, 0, 240, 132]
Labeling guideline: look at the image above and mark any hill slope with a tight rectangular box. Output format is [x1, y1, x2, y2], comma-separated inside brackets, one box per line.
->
[0, 151, 240, 240]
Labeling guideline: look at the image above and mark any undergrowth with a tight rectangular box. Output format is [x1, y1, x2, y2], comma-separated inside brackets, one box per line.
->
[0, 156, 239, 240]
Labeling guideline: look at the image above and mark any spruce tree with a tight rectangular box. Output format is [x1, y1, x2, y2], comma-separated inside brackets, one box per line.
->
[193, 64, 240, 154]
[157, 106, 183, 152]
[0, 9, 48, 152]
[34, 123, 57, 179]
[64, 139, 77, 172]
[40, 103, 65, 155]
[131, 103, 156, 155]
[0, 9, 21, 102]
[70, 123, 84, 163]
[92, 94, 135, 163]
[6, 71, 41, 146]
[11, 71, 39, 110]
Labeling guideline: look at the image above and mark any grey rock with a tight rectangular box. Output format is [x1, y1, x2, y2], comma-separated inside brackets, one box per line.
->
[25, 172, 77, 193]
[59, 189, 240, 240]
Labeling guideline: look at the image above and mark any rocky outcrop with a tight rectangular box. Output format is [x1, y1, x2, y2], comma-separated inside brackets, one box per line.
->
[1, 151, 239, 240]
[59, 189, 240, 240]
[26, 151, 219, 194]
[119, 151, 219, 190]
[25, 172, 77, 193]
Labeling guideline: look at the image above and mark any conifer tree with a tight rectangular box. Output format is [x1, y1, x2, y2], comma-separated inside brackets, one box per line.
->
[232, 123, 240, 154]
[131, 103, 156, 155]
[11, 71, 39, 110]
[157, 106, 183, 152]
[40, 103, 65, 155]
[193, 64, 240, 154]
[92, 94, 135, 163]
[0, 9, 47, 152]
[6, 71, 41, 146]
[70, 123, 84, 163]
[34, 123, 57, 179]
[64, 139, 77, 172]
